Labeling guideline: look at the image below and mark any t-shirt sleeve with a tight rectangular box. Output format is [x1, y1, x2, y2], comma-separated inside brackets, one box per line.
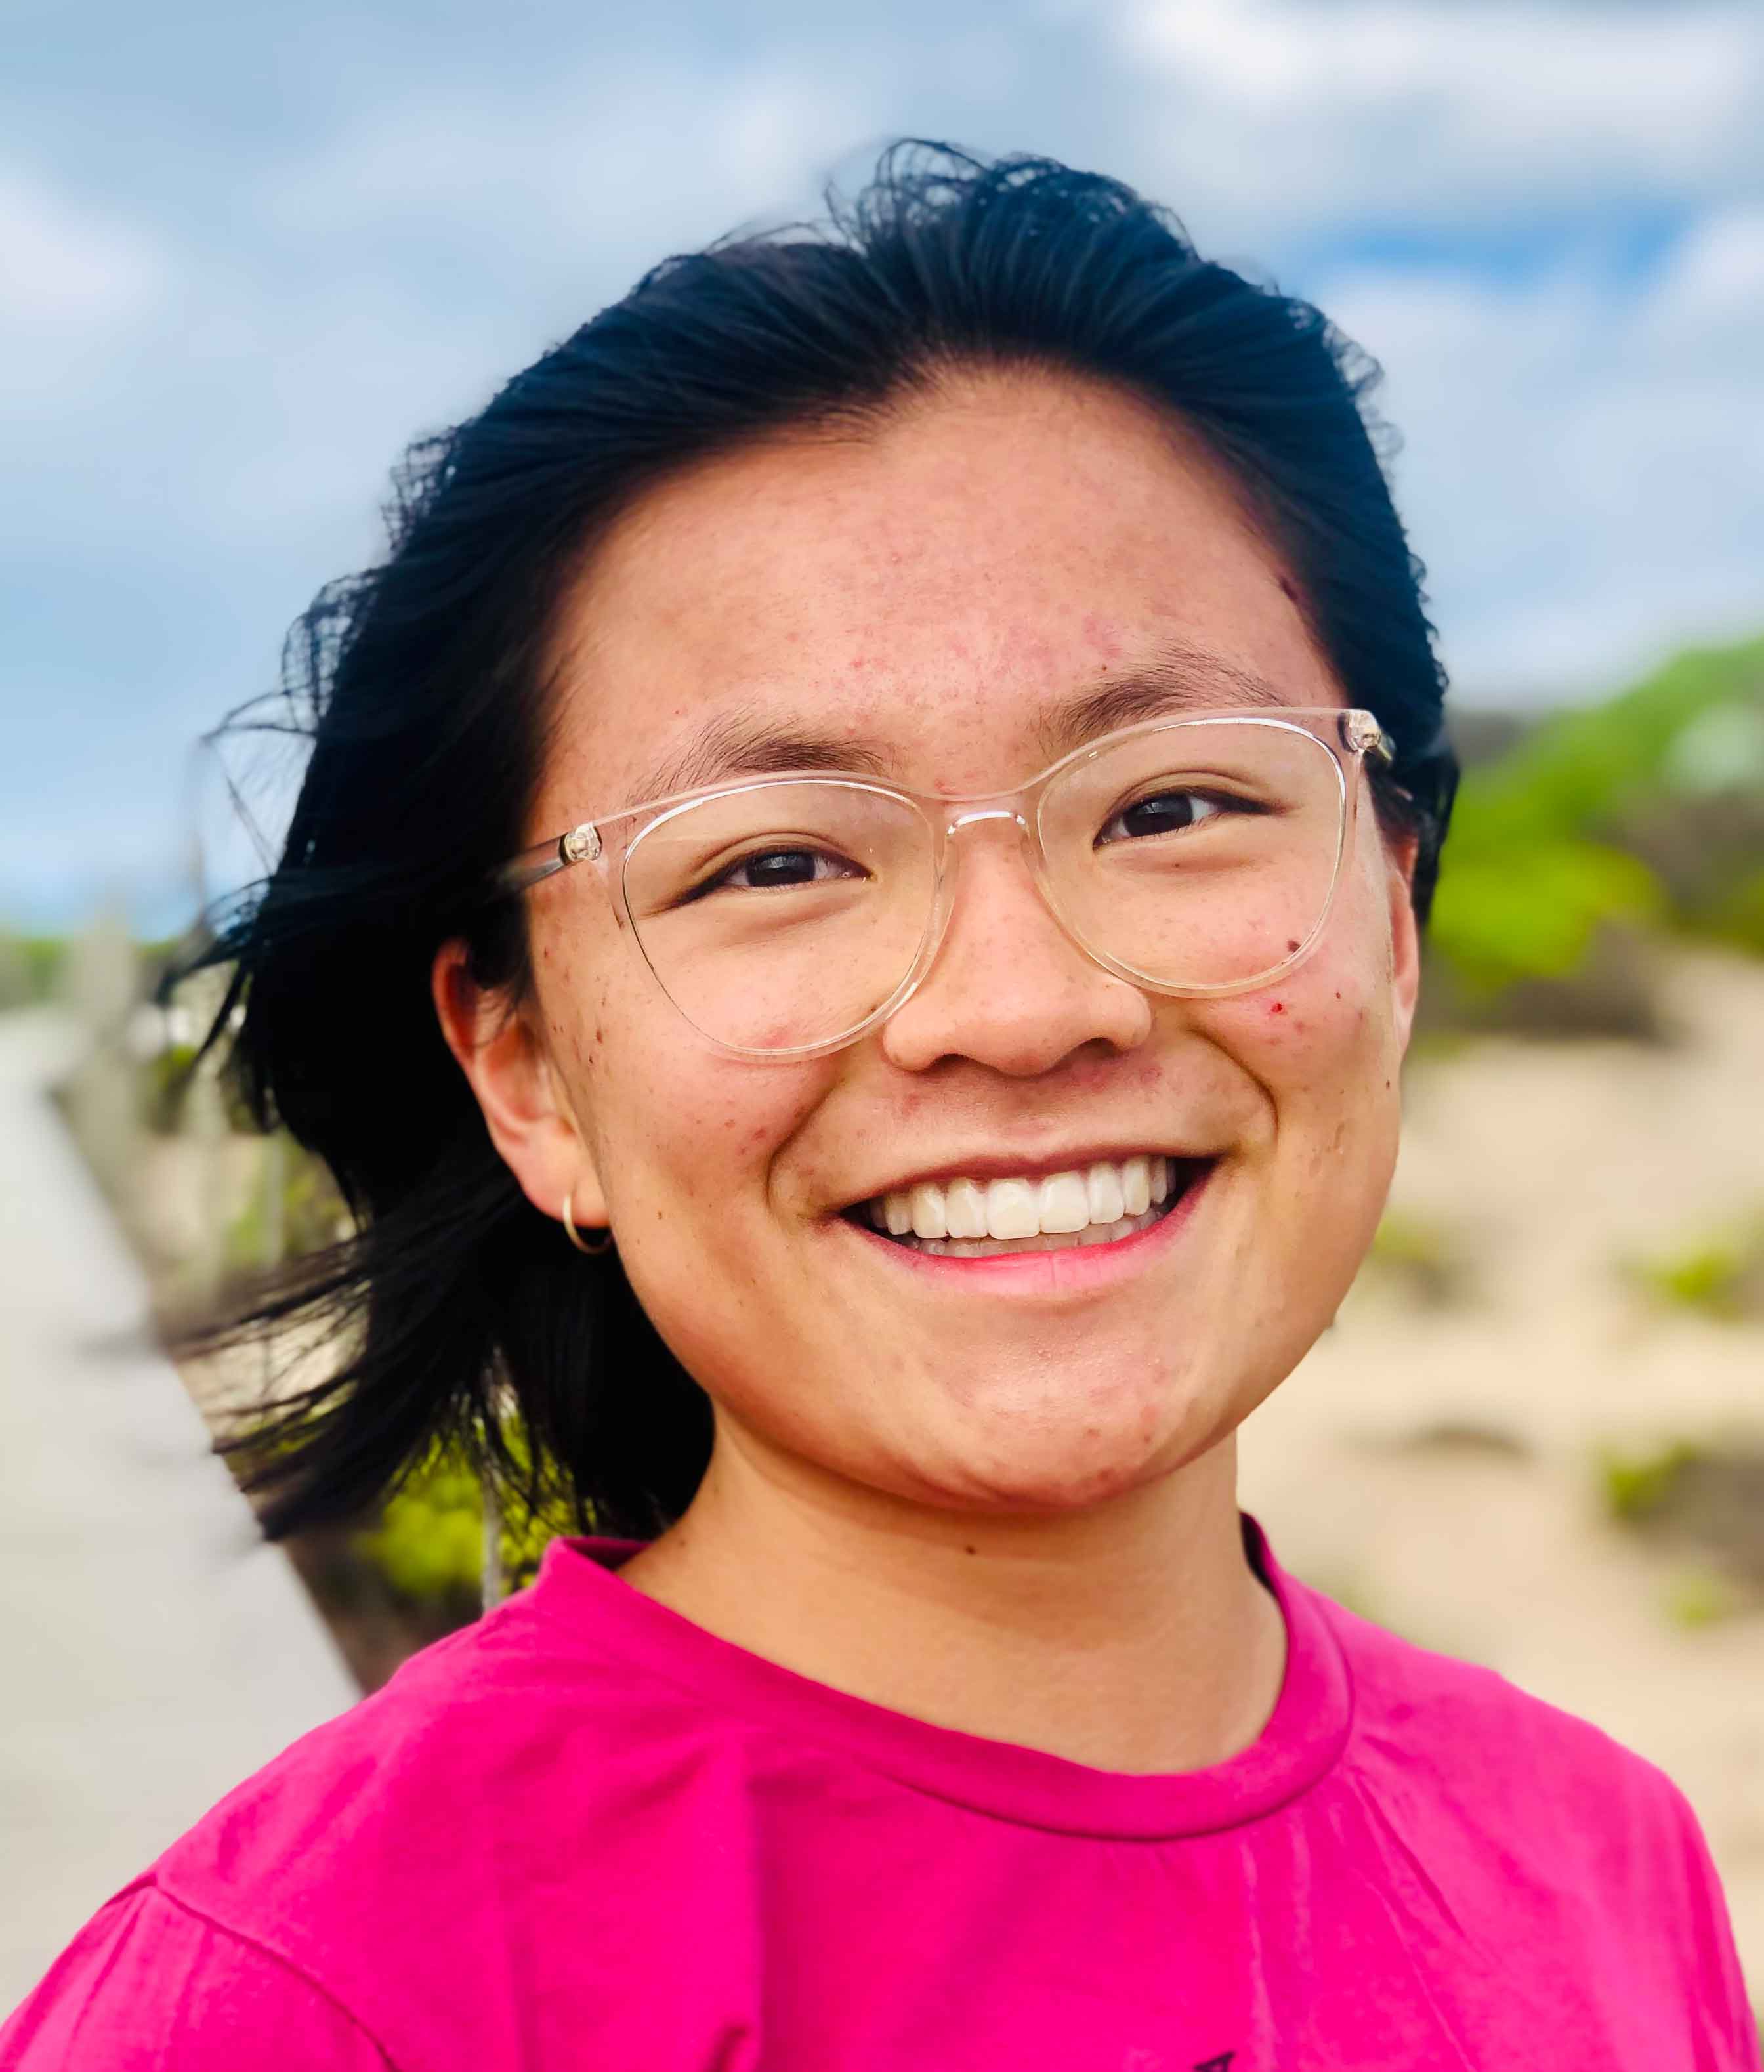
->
[0, 1880, 393, 2071]
[1656, 1775, 1763, 2069]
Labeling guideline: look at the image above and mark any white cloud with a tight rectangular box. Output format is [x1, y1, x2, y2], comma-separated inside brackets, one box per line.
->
[0, 164, 165, 328]
[1317, 215, 1764, 696]
[0, 163, 172, 412]
[1104, 0, 1763, 240]
[258, 56, 892, 266]
[1641, 205, 1764, 344]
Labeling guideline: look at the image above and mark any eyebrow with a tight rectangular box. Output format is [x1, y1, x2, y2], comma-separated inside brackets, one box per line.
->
[1032, 642, 1293, 763]
[625, 639, 1296, 807]
[630, 712, 898, 805]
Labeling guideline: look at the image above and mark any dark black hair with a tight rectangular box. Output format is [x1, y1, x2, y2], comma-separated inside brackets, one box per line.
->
[163, 141, 1458, 1546]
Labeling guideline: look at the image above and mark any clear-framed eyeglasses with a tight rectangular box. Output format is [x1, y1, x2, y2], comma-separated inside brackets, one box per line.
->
[488, 706, 1398, 1061]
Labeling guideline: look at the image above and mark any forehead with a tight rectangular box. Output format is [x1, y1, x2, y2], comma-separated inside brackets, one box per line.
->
[540, 369, 1338, 814]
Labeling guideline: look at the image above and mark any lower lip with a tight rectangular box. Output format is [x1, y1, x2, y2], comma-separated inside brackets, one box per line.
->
[843, 1162, 1217, 1295]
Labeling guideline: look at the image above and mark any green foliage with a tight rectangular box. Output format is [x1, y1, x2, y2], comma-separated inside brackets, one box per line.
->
[1661, 1568, 1738, 1630]
[1707, 864, 1764, 958]
[1430, 842, 1661, 994]
[140, 1042, 199, 1131]
[351, 1416, 579, 1607]
[0, 930, 181, 1009]
[1434, 633, 1764, 997]
[1628, 1212, 1764, 1323]
[0, 932, 70, 1007]
[354, 1451, 486, 1604]
[1363, 1208, 1468, 1307]
[1597, 1439, 1700, 1523]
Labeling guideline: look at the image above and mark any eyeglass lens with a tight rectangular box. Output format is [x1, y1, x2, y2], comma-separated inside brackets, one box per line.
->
[620, 721, 1349, 1053]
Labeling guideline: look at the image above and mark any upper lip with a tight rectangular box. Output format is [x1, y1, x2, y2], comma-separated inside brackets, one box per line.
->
[841, 1143, 1220, 1211]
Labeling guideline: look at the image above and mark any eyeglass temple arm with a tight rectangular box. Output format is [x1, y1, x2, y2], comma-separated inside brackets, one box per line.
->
[485, 835, 581, 902]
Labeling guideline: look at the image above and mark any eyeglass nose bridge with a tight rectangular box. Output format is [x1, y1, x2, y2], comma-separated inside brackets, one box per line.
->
[943, 803, 1028, 837]
[924, 800, 1099, 978]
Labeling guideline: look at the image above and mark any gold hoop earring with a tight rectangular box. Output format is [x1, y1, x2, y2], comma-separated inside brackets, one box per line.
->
[560, 1191, 612, 1256]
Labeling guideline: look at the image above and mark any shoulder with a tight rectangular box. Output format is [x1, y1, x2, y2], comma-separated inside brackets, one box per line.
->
[146, 1564, 719, 1929]
[0, 1879, 390, 2069]
[1306, 1580, 1717, 1886]
[1305, 1582, 1761, 2045]
[6, 1552, 767, 2066]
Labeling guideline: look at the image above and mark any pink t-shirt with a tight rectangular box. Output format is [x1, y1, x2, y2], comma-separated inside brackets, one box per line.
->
[3, 1513, 1755, 2069]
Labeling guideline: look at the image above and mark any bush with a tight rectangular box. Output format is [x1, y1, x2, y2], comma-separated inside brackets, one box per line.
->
[1627, 1213, 1764, 1323]
[1361, 1210, 1471, 1307]
[1430, 633, 1764, 1015]
[350, 1415, 580, 1609]
[1597, 1435, 1764, 1592]
[1598, 1439, 1700, 1523]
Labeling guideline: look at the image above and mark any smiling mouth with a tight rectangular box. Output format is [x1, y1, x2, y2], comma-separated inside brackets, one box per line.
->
[848, 1154, 1215, 1259]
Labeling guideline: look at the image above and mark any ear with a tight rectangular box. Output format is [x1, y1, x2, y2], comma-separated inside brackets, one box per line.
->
[430, 938, 610, 1231]
[1383, 830, 1422, 1056]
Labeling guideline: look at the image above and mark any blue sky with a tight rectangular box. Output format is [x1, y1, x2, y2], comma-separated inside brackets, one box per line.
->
[5, 0, 1761, 932]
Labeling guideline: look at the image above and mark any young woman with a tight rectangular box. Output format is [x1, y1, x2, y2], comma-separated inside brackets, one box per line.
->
[3, 145, 1754, 2070]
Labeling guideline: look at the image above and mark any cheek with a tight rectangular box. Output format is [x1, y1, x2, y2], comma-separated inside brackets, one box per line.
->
[1228, 958, 1383, 1078]
[541, 920, 827, 1218]
[593, 1002, 831, 1223]
[1198, 893, 1405, 1154]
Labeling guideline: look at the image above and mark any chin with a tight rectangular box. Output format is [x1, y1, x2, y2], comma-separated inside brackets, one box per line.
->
[910, 1378, 1223, 1516]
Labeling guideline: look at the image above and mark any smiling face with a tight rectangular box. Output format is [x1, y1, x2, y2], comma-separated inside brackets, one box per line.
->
[446, 367, 1419, 1523]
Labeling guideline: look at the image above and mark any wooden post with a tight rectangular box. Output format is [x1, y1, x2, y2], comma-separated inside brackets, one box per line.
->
[481, 1458, 506, 1614]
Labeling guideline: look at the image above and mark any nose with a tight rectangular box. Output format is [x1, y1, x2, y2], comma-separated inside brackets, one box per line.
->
[879, 814, 1154, 1077]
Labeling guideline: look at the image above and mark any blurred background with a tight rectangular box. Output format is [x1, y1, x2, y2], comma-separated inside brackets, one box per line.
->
[3, 0, 1761, 2019]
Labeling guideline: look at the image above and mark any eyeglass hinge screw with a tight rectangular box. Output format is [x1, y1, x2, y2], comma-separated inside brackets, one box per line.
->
[562, 825, 602, 864]
[1345, 711, 1394, 762]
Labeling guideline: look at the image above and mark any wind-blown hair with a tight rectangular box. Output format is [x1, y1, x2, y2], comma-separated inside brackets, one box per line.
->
[163, 142, 1459, 1545]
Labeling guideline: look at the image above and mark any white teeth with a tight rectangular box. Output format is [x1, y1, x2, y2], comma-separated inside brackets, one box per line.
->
[986, 1178, 1041, 1241]
[863, 1153, 1198, 1256]
[945, 1177, 989, 1240]
[1085, 1160, 1125, 1226]
[932, 1205, 1167, 1258]
[1038, 1171, 1089, 1234]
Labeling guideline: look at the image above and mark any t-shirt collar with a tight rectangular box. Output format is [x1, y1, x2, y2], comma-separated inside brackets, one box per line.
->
[525, 1510, 1351, 1842]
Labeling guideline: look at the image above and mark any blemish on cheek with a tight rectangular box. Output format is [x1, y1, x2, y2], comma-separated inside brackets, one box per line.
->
[1268, 1000, 1285, 1016]
[1286, 939, 1300, 954]
[963, 1544, 977, 1556]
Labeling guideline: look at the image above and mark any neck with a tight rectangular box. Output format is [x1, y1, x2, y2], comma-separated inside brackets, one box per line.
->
[615, 1426, 1286, 1775]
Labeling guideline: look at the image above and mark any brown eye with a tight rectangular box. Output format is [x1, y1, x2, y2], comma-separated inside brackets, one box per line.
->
[1097, 790, 1223, 843]
[704, 847, 864, 894]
